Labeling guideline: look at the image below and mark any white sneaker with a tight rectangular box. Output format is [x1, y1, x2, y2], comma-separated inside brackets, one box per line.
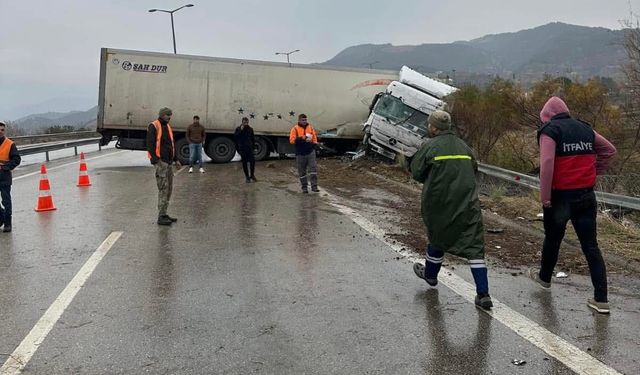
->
[199, 168, 205, 173]
[188, 167, 193, 173]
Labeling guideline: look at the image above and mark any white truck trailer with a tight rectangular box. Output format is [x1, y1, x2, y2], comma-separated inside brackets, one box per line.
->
[97, 48, 398, 163]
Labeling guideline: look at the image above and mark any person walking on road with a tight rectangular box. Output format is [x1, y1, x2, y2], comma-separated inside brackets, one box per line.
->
[186, 115, 206, 173]
[234, 117, 257, 183]
[289, 114, 319, 193]
[147, 108, 181, 226]
[410, 110, 493, 310]
[529, 96, 617, 314]
[0, 121, 21, 233]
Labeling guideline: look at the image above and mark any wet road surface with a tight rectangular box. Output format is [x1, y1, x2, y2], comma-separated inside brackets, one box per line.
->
[1, 149, 638, 374]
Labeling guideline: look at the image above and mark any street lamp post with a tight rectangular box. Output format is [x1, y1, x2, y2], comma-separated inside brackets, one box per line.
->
[275, 49, 301, 67]
[148, 4, 194, 54]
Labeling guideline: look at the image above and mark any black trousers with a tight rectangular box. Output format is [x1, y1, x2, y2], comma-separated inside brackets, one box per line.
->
[540, 188, 607, 302]
[0, 185, 12, 226]
[239, 150, 255, 179]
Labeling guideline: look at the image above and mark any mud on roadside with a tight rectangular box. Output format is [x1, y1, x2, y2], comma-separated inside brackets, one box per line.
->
[312, 156, 640, 277]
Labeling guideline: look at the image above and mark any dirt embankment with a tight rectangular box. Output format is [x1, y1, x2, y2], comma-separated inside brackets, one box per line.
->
[315, 156, 640, 276]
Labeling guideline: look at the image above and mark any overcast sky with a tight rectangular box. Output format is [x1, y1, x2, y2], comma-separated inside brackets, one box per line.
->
[1, 0, 639, 120]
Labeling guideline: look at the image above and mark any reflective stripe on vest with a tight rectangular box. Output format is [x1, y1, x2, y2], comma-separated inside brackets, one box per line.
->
[0, 138, 14, 163]
[148, 120, 175, 159]
[433, 155, 472, 161]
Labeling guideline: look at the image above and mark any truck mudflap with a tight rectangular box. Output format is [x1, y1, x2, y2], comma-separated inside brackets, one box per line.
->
[99, 133, 113, 146]
[116, 137, 147, 150]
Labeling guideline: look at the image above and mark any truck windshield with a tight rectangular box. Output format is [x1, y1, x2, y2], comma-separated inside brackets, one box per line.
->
[373, 94, 429, 137]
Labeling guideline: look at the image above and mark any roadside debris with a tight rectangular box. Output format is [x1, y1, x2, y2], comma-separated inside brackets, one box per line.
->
[350, 150, 366, 161]
[511, 359, 527, 366]
[487, 228, 504, 234]
[555, 272, 569, 278]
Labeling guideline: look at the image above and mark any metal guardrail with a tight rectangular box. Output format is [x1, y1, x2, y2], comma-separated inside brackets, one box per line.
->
[478, 163, 640, 211]
[19, 137, 103, 161]
[12, 131, 98, 144]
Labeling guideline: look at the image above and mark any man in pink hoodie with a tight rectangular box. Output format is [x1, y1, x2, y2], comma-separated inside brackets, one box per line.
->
[529, 96, 617, 314]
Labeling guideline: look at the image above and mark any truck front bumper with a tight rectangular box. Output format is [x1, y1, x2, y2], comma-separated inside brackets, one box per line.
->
[368, 140, 397, 160]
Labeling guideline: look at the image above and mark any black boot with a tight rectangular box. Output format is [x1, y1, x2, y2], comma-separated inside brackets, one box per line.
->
[163, 214, 178, 223]
[3, 217, 11, 232]
[157, 216, 172, 226]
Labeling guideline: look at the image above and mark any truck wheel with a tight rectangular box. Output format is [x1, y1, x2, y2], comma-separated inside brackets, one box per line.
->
[253, 137, 269, 161]
[175, 138, 191, 165]
[206, 136, 236, 163]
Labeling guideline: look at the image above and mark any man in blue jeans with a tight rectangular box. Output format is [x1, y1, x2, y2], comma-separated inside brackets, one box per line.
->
[186, 115, 206, 173]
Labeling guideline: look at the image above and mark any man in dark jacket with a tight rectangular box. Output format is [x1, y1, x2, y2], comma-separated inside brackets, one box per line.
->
[146, 108, 181, 226]
[234, 117, 257, 183]
[186, 115, 206, 173]
[410, 110, 492, 310]
[0, 121, 21, 233]
[530, 96, 616, 314]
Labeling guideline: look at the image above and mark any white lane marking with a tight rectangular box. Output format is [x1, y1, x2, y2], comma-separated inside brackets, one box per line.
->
[327, 199, 622, 375]
[13, 150, 128, 181]
[175, 165, 187, 176]
[0, 231, 124, 375]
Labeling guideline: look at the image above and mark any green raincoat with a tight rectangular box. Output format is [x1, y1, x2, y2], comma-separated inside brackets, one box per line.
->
[410, 130, 485, 260]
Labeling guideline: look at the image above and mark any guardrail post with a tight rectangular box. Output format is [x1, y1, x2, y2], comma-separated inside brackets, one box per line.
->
[46, 151, 50, 162]
[98, 143, 102, 151]
[74, 146, 78, 156]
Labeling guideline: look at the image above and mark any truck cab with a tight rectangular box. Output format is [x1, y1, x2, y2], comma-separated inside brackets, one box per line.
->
[363, 66, 457, 160]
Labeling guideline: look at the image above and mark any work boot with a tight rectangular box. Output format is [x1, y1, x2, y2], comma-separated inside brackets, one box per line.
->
[199, 167, 205, 173]
[157, 216, 172, 226]
[251, 176, 258, 182]
[302, 188, 309, 194]
[527, 268, 551, 289]
[413, 263, 438, 286]
[188, 167, 193, 173]
[587, 299, 610, 314]
[163, 214, 178, 223]
[475, 294, 493, 310]
[311, 186, 320, 192]
[2, 217, 10, 233]
[246, 178, 252, 183]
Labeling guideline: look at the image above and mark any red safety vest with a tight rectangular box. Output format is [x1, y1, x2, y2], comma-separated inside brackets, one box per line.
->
[538, 115, 596, 190]
[148, 120, 175, 159]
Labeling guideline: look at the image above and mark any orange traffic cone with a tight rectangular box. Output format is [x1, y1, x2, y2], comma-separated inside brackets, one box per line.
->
[77, 152, 92, 187]
[35, 164, 57, 212]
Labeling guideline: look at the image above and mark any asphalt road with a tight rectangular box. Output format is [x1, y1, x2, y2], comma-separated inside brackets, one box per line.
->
[0, 148, 638, 374]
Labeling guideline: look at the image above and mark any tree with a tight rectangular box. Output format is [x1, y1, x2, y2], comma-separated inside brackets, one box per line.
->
[45, 125, 76, 134]
[449, 79, 524, 160]
[618, 15, 640, 176]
